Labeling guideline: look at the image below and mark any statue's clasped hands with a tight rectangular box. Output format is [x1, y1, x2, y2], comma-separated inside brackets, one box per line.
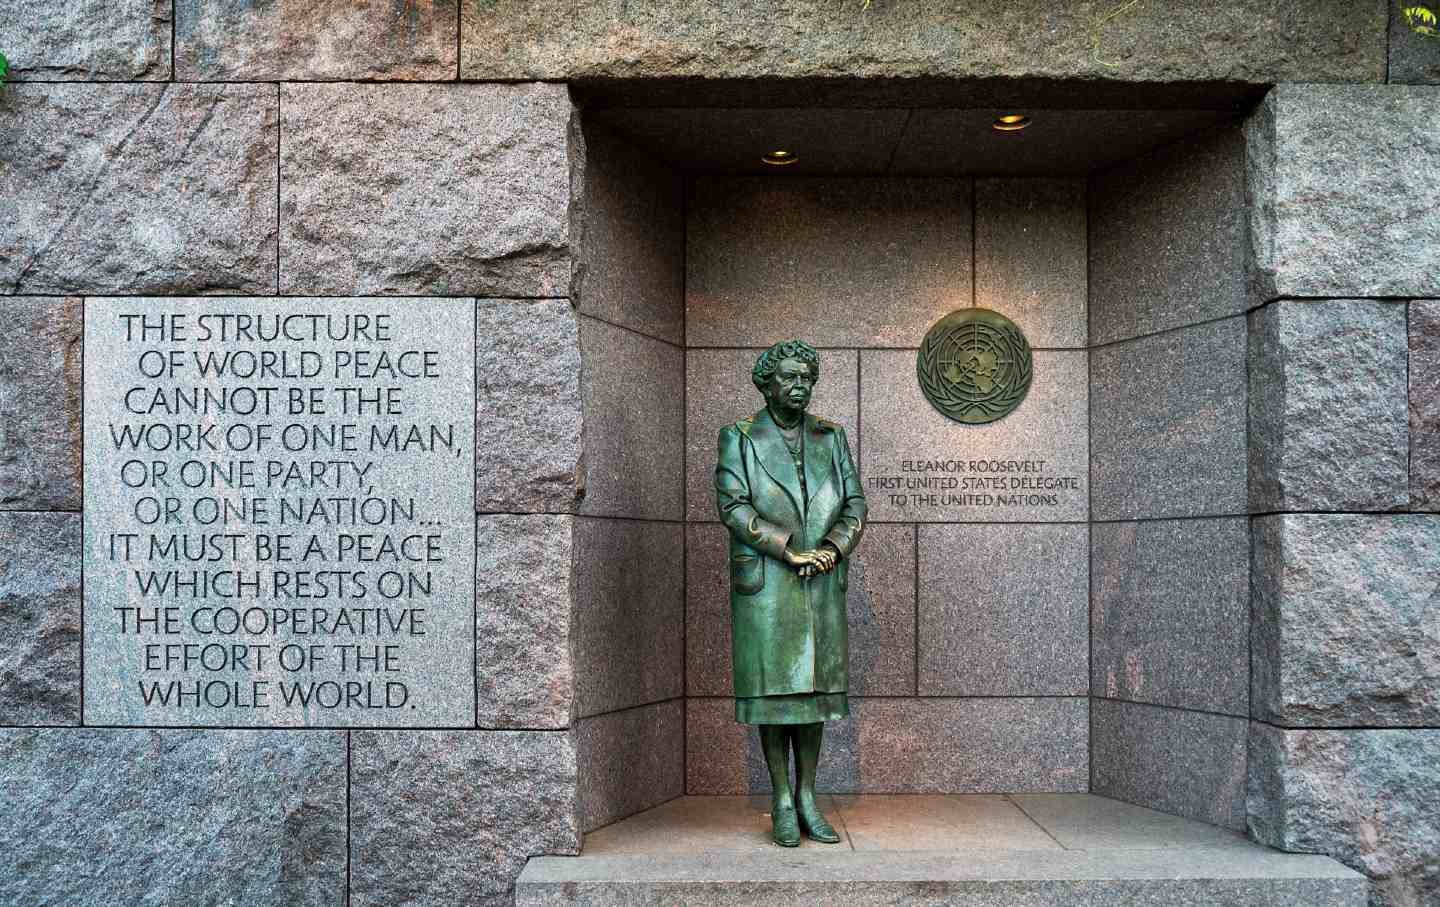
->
[783, 544, 840, 578]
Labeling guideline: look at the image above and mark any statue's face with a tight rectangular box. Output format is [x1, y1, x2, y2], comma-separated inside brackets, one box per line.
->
[763, 357, 816, 414]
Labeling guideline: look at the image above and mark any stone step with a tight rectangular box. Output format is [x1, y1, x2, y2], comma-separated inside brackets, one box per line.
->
[518, 847, 1366, 906]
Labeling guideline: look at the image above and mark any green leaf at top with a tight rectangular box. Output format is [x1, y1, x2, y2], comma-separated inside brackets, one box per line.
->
[0, 52, 9, 84]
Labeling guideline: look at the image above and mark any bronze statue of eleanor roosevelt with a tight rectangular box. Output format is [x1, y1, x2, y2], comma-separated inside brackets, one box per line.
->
[715, 340, 866, 847]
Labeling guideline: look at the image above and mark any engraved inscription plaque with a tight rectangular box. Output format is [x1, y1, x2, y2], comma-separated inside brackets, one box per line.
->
[917, 308, 1033, 424]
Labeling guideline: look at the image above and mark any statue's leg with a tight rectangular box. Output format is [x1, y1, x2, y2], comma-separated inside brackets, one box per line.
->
[791, 722, 841, 843]
[759, 724, 800, 847]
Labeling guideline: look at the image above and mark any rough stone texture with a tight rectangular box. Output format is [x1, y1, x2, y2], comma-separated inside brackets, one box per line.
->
[1249, 300, 1410, 513]
[1389, 3, 1440, 85]
[476, 298, 584, 512]
[0, 729, 345, 906]
[577, 120, 684, 345]
[1092, 317, 1247, 521]
[1091, 518, 1249, 717]
[1, 84, 278, 295]
[687, 697, 1088, 795]
[1413, 301, 1440, 511]
[686, 348, 857, 522]
[919, 524, 1088, 696]
[975, 179, 1087, 349]
[461, 0, 1386, 84]
[351, 730, 580, 907]
[176, 0, 458, 80]
[578, 317, 684, 521]
[0, 514, 80, 725]
[1246, 84, 1440, 302]
[1249, 723, 1440, 907]
[573, 517, 684, 717]
[0, 0, 170, 80]
[1089, 125, 1246, 345]
[577, 700, 684, 833]
[0, 297, 81, 510]
[476, 515, 575, 729]
[1091, 699, 1248, 832]
[686, 178, 972, 348]
[687, 523, 915, 698]
[861, 350, 1089, 522]
[1251, 514, 1440, 727]
[281, 83, 575, 296]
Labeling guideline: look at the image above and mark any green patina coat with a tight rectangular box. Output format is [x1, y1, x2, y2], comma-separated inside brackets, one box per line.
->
[715, 408, 867, 699]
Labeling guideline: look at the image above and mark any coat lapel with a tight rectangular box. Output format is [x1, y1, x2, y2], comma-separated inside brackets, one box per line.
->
[745, 408, 805, 516]
[803, 414, 834, 501]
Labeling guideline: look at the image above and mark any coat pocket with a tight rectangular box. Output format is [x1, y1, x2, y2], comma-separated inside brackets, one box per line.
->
[730, 554, 764, 595]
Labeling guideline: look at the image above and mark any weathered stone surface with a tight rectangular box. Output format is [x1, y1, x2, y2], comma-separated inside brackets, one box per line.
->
[975, 178, 1087, 349]
[281, 83, 575, 296]
[1092, 317, 1247, 521]
[0, 297, 80, 510]
[578, 317, 684, 520]
[1413, 301, 1440, 511]
[686, 178, 971, 348]
[177, 0, 457, 80]
[1092, 518, 1249, 716]
[1090, 125, 1246, 345]
[919, 524, 1088, 696]
[476, 515, 574, 729]
[462, 0, 1386, 84]
[577, 700, 684, 832]
[0, 729, 345, 906]
[1, 85, 278, 294]
[1247, 84, 1440, 302]
[1092, 699, 1248, 831]
[476, 298, 584, 512]
[577, 120, 684, 344]
[0, 0, 170, 80]
[1249, 723, 1440, 907]
[687, 523, 915, 698]
[1249, 300, 1410, 512]
[1389, 4, 1440, 85]
[0, 514, 80, 725]
[573, 517, 683, 717]
[351, 730, 580, 907]
[1251, 514, 1440, 727]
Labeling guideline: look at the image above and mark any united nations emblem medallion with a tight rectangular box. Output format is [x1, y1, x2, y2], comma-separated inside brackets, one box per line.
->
[917, 308, 1033, 424]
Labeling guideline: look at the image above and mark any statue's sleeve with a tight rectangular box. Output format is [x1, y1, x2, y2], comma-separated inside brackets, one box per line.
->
[715, 424, 792, 560]
[822, 426, 867, 558]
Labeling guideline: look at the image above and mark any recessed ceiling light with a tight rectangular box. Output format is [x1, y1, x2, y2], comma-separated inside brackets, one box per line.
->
[762, 150, 799, 166]
[992, 114, 1031, 132]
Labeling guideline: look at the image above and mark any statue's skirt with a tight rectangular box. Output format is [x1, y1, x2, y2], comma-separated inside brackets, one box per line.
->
[735, 691, 849, 725]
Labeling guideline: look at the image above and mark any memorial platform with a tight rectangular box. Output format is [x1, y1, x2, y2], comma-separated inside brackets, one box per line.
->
[518, 794, 1365, 906]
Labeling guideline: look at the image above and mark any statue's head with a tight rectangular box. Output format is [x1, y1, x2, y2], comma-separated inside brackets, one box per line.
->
[752, 340, 820, 416]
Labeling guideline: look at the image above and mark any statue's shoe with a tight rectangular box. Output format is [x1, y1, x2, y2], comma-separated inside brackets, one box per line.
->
[797, 805, 841, 844]
[771, 804, 801, 847]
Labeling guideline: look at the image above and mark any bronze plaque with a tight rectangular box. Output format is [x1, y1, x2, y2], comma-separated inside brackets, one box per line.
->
[917, 308, 1033, 424]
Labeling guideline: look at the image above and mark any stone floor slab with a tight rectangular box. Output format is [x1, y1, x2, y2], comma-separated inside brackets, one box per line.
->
[833, 794, 1061, 852]
[584, 795, 847, 854]
[1010, 794, 1250, 851]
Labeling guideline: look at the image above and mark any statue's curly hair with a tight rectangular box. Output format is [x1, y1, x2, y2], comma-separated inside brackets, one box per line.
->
[751, 340, 821, 392]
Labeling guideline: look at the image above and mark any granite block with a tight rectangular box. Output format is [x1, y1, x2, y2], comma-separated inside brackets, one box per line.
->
[1089, 126, 1246, 345]
[1, 84, 278, 294]
[1092, 317, 1247, 521]
[686, 178, 972, 348]
[578, 317, 684, 521]
[577, 121, 684, 344]
[577, 699, 684, 833]
[1091, 699, 1247, 831]
[0, 0, 170, 80]
[687, 697, 1088, 795]
[687, 523, 915, 698]
[177, 0, 457, 80]
[1091, 518, 1249, 716]
[1390, 4, 1440, 84]
[1249, 300, 1410, 512]
[861, 349, 1088, 522]
[573, 517, 684, 717]
[1251, 514, 1440, 727]
[476, 298, 584, 513]
[0, 729, 345, 906]
[1247, 84, 1440, 302]
[0, 513, 80, 725]
[975, 178, 1087, 348]
[1413, 301, 1440, 511]
[919, 523, 1088, 696]
[476, 515, 574, 729]
[0, 297, 81, 510]
[281, 83, 575, 296]
[686, 348, 857, 523]
[351, 729, 580, 907]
